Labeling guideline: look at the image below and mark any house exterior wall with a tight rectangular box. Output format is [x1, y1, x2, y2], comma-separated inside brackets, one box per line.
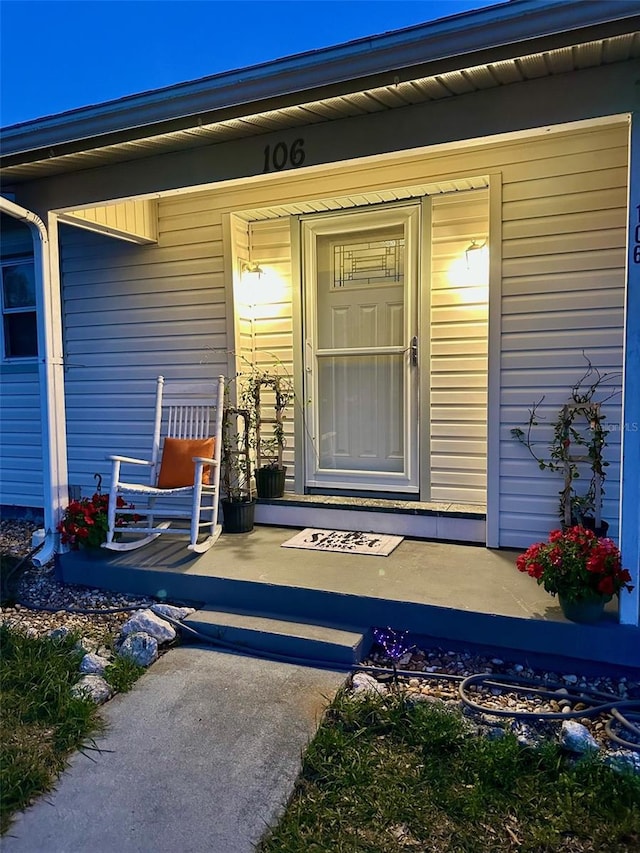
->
[0, 368, 43, 510]
[430, 190, 489, 505]
[59, 200, 230, 491]
[246, 218, 295, 483]
[498, 126, 627, 546]
[0, 217, 44, 511]
[34, 120, 628, 551]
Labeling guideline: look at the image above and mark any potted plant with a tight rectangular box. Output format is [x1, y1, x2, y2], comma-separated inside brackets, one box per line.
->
[58, 489, 136, 550]
[220, 403, 255, 533]
[241, 367, 293, 500]
[511, 358, 618, 535]
[516, 525, 633, 623]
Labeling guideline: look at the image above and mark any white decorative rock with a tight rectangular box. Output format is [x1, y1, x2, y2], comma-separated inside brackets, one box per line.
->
[604, 750, 640, 775]
[118, 632, 158, 667]
[150, 603, 195, 621]
[560, 720, 600, 754]
[71, 675, 113, 705]
[510, 721, 543, 748]
[121, 609, 176, 643]
[351, 672, 388, 698]
[80, 653, 110, 675]
[48, 626, 70, 641]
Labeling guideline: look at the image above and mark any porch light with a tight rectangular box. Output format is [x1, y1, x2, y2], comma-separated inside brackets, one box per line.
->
[242, 261, 264, 277]
[465, 239, 488, 270]
[447, 237, 489, 294]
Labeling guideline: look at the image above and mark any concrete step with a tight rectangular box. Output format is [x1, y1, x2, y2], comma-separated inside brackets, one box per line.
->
[183, 607, 368, 665]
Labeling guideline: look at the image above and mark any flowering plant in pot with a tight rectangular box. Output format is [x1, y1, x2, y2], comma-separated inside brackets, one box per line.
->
[58, 492, 136, 550]
[516, 525, 633, 623]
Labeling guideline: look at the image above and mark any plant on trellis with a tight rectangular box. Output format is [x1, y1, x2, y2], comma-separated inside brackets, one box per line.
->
[511, 357, 620, 530]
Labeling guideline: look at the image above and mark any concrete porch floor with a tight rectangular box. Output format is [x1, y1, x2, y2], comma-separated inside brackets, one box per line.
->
[59, 526, 639, 672]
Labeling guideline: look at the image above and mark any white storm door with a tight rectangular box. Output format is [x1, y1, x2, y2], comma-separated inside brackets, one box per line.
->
[302, 205, 419, 493]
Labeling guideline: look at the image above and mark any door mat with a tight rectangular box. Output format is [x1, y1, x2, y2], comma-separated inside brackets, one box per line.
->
[281, 528, 403, 556]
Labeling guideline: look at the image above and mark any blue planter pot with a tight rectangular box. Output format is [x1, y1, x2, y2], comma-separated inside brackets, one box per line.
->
[558, 594, 606, 624]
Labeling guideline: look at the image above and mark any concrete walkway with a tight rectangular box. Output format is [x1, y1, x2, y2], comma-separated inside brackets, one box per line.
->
[2, 646, 346, 853]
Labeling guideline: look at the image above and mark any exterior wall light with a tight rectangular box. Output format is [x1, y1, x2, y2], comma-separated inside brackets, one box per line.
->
[465, 238, 488, 270]
[242, 261, 264, 276]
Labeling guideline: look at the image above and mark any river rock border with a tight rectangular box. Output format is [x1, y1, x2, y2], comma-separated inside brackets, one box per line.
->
[56, 604, 195, 705]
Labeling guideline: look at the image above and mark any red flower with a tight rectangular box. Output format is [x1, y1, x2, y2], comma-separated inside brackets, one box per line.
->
[515, 525, 633, 604]
[58, 489, 135, 550]
[597, 576, 615, 596]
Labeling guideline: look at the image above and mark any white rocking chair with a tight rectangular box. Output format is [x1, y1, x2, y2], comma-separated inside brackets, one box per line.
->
[103, 374, 225, 553]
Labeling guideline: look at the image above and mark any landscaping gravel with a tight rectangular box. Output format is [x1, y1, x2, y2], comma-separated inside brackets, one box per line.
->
[360, 644, 640, 752]
[2, 519, 639, 758]
[0, 519, 149, 646]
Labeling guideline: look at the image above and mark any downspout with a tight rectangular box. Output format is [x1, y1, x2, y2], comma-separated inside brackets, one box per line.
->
[0, 197, 68, 566]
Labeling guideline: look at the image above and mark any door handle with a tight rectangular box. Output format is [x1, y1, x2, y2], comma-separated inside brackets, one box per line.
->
[410, 336, 418, 367]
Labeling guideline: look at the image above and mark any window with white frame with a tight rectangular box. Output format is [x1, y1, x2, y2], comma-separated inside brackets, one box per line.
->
[1, 257, 38, 359]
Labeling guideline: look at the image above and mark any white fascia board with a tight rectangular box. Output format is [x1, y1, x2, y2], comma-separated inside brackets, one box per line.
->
[2, 0, 639, 159]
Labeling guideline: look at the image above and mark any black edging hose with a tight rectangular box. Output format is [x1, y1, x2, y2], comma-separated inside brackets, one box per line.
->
[1, 538, 49, 602]
[8, 597, 640, 754]
[159, 613, 640, 754]
[14, 600, 156, 615]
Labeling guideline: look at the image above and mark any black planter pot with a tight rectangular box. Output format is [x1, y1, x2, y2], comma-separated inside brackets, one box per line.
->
[221, 498, 256, 533]
[255, 466, 287, 499]
[571, 516, 610, 537]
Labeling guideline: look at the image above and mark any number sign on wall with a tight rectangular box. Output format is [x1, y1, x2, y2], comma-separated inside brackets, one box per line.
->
[262, 139, 306, 173]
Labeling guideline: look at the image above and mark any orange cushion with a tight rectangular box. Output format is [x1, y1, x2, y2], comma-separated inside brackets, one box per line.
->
[157, 437, 215, 489]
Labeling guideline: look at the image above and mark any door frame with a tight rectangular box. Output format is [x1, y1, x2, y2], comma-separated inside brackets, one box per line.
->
[298, 202, 421, 494]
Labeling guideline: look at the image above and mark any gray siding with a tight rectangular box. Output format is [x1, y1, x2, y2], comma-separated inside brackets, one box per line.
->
[0, 368, 43, 509]
[60, 198, 229, 493]
[430, 190, 489, 505]
[0, 216, 43, 510]
[498, 128, 626, 546]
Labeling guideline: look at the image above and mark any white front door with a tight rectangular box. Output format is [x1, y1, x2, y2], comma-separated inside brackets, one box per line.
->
[302, 205, 419, 493]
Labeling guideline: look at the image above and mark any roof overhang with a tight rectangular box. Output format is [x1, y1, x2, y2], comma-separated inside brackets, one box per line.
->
[1, 0, 639, 184]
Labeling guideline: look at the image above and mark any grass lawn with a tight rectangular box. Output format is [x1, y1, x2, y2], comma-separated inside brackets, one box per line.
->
[259, 692, 640, 853]
[0, 623, 143, 835]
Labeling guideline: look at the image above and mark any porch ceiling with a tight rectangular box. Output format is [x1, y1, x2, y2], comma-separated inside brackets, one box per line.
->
[232, 176, 490, 222]
[1, 26, 638, 184]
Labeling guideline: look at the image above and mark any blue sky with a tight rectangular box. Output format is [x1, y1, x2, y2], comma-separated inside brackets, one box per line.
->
[0, 0, 501, 127]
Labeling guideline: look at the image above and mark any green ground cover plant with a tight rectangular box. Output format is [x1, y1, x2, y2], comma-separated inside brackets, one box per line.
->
[259, 692, 640, 853]
[0, 624, 103, 834]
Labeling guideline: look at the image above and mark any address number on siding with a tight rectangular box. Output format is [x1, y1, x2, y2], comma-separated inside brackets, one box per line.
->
[634, 205, 640, 264]
[263, 139, 306, 173]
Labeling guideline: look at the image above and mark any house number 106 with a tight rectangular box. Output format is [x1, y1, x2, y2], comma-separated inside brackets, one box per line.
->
[262, 139, 306, 173]
[634, 204, 640, 264]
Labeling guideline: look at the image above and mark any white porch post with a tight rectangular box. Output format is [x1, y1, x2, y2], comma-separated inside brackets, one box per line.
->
[0, 199, 68, 564]
[619, 114, 640, 626]
[41, 213, 69, 561]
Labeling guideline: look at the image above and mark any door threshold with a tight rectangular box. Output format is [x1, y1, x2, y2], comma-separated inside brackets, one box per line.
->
[256, 492, 486, 519]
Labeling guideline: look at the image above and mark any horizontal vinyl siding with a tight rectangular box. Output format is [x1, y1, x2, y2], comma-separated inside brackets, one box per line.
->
[246, 219, 295, 488]
[430, 190, 488, 505]
[60, 198, 230, 494]
[0, 218, 43, 509]
[0, 369, 44, 508]
[58, 121, 627, 547]
[231, 215, 253, 395]
[498, 127, 626, 547]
